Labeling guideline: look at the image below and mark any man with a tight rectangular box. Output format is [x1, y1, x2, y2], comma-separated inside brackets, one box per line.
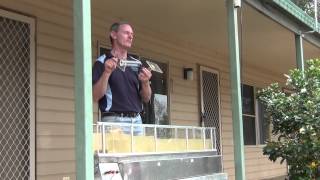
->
[92, 22, 152, 127]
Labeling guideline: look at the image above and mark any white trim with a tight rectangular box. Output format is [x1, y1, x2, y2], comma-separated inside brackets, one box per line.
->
[0, 9, 36, 180]
[255, 87, 271, 145]
[243, 113, 255, 117]
[253, 88, 259, 145]
[0, 9, 34, 24]
[199, 67, 205, 115]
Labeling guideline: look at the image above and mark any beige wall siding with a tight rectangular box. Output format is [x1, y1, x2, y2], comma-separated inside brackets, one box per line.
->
[1, 0, 286, 179]
[1, 0, 75, 179]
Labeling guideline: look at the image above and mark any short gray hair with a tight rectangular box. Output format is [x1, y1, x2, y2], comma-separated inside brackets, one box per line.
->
[109, 21, 131, 44]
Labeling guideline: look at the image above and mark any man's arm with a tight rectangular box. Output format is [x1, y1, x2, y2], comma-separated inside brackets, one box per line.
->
[93, 71, 110, 102]
[92, 57, 118, 102]
[139, 67, 152, 103]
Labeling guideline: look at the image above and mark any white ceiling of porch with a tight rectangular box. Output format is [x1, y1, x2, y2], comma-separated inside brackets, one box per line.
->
[99, 0, 320, 76]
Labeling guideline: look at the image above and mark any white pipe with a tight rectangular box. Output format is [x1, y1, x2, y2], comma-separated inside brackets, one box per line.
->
[315, 0, 318, 30]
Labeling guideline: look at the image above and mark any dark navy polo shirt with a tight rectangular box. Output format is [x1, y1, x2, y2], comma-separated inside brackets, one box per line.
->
[92, 53, 142, 113]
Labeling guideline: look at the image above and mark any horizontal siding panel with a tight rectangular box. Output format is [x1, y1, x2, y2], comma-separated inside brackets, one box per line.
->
[37, 161, 75, 176]
[172, 79, 198, 90]
[37, 136, 74, 149]
[38, 33, 73, 52]
[37, 97, 74, 111]
[37, 174, 76, 180]
[171, 85, 197, 96]
[246, 168, 286, 180]
[245, 157, 277, 166]
[220, 123, 233, 132]
[37, 46, 73, 64]
[171, 94, 198, 103]
[223, 161, 236, 169]
[221, 131, 233, 139]
[171, 103, 199, 113]
[138, 39, 229, 67]
[220, 111, 232, 119]
[29, 8, 72, 28]
[222, 155, 234, 162]
[171, 112, 199, 122]
[37, 149, 74, 162]
[37, 123, 74, 136]
[171, 119, 199, 126]
[2, 0, 72, 27]
[45, 0, 72, 8]
[20, 0, 71, 16]
[221, 94, 231, 102]
[245, 146, 264, 152]
[37, 110, 74, 124]
[38, 59, 74, 75]
[38, 72, 74, 88]
[37, 84, 74, 99]
[222, 146, 235, 154]
[221, 140, 234, 148]
[38, 20, 73, 40]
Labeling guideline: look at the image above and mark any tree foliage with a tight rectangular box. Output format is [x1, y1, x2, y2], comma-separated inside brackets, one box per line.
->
[257, 59, 320, 179]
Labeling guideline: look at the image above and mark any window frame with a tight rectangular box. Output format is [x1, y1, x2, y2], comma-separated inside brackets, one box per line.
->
[242, 84, 270, 146]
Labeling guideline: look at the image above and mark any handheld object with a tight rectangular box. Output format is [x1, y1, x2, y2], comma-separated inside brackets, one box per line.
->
[117, 57, 163, 74]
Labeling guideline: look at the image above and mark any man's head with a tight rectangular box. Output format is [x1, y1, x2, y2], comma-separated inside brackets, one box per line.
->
[109, 22, 133, 49]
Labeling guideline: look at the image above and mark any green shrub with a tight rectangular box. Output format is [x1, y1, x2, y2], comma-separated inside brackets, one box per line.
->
[257, 59, 320, 179]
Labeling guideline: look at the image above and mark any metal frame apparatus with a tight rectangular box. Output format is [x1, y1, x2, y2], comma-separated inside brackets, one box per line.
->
[93, 122, 226, 180]
[94, 122, 217, 155]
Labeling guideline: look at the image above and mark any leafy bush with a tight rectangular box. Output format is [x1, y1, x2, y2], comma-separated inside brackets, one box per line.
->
[257, 59, 320, 179]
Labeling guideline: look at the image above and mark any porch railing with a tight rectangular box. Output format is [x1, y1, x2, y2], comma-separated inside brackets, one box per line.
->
[273, 0, 319, 32]
[93, 122, 217, 155]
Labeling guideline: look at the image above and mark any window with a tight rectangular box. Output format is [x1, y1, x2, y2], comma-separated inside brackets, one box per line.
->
[98, 44, 169, 125]
[241, 84, 270, 145]
[257, 100, 270, 144]
[140, 57, 168, 125]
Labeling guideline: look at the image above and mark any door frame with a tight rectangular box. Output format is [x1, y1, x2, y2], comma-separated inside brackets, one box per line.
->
[199, 65, 222, 154]
[0, 8, 36, 180]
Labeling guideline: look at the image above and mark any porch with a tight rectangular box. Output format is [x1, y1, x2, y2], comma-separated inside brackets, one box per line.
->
[0, 0, 320, 180]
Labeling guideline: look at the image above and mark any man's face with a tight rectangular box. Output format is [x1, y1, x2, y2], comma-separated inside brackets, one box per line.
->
[112, 24, 134, 49]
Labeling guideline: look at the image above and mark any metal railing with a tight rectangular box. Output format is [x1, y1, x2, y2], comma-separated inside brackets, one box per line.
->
[273, 0, 320, 32]
[93, 122, 217, 155]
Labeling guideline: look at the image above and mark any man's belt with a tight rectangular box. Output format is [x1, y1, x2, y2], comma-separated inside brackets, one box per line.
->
[102, 112, 139, 118]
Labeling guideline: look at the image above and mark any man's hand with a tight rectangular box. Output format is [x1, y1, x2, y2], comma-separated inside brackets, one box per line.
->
[139, 67, 152, 102]
[104, 57, 118, 74]
[138, 67, 152, 83]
